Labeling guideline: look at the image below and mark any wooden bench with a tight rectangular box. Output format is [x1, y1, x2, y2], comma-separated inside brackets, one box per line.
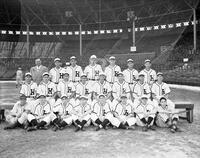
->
[175, 102, 194, 123]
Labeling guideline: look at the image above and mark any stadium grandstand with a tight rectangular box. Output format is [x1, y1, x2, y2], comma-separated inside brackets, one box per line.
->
[0, 0, 199, 85]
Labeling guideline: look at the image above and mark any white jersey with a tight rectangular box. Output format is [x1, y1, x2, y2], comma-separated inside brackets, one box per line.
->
[123, 68, 138, 84]
[49, 67, 66, 83]
[74, 103, 91, 115]
[92, 101, 112, 117]
[10, 101, 28, 116]
[104, 65, 121, 83]
[66, 65, 83, 82]
[114, 100, 133, 115]
[20, 81, 38, 98]
[140, 69, 157, 85]
[84, 64, 103, 81]
[37, 81, 57, 97]
[135, 101, 155, 115]
[53, 99, 74, 116]
[75, 81, 93, 97]
[133, 82, 150, 98]
[93, 81, 112, 96]
[57, 80, 75, 97]
[112, 81, 130, 99]
[32, 101, 51, 117]
[151, 82, 171, 98]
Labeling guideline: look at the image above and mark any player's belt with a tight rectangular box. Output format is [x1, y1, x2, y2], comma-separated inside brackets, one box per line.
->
[46, 95, 53, 97]
[72, 81, 78, 83]
[89, 79, 96, 81]
[26, 96, 34, 98]
[55, 82, 59, 84]
[109, 82, 114, 84]
[129, 83, 134, 85]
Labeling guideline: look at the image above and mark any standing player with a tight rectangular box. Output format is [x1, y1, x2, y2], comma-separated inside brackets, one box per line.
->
[112, 95, 136, 129]
[134, 95, 156, 131]
[112, 73, 130, 102]
[20, 72, 38, 103]
[104, 56, 121, 86]
[49, 58, 65, 85]
[37, 72, 57, 107]
[84, 55, 103, 85]
[4, 95, 29, 130]
[123, 59, 138, 87]
[73, 96, 92, 132]
[16, 67, 23, 88]
[140, 59, 157, 86]
[93, 73, 112, 100]
[57, 72, 75, 99]
[30, 59, 48, 85]
[91, 94, 114, 131]
[66, 56, 83, 85]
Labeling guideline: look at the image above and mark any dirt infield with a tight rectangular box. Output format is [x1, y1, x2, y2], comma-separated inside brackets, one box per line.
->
[0, 82, 200, 158]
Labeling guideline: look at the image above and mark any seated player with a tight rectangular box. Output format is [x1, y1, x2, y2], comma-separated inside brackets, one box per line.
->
[37, 72, 57, 107]
[73, 96, 92, 132]
[134, 95, 156, 132]
[20, 72, 37, 103]
[112, 95, 136, 130]
[112, 72, 131, 103]
[57, 71, 75, 100]
[155, 97, 181, 133]
[51, 95, 74, 131]
[91, 94, 114, 131]
[4, 95, 29, 130]
[93, 72, 112, 101]
[26, 95, 52, 131]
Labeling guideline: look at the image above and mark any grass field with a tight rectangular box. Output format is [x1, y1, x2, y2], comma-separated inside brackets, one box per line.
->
[0, 82, 200, 158]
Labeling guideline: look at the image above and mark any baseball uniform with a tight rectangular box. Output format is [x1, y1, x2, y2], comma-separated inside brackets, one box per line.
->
[57, 80, 75, 97]
[66, 65, 83, 84]
[140, 69, 157, 85]
[93, 81, 112, 98]
[112, 81, 131, 100]
[49, 67, 66, 84]
[104, 65, 121, 84]
[84, 64, 103, 81]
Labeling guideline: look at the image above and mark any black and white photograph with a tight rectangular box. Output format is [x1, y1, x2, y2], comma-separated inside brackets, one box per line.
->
[0, 0, 200, 158]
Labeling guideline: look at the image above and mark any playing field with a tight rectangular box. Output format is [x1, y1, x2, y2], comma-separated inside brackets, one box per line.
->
[0, 82, 200, 158]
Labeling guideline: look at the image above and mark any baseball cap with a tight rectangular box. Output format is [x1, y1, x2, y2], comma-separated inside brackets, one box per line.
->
[61, 95, 69, 99]
[54, 58, 61, 62]
[138, 72, 145, 77]
[38, 94, 46, 99]
[109, 56, 116, 60]
[19, 94, 27, 100]
[141, 95, 148, 99]
[127, 59, 134, 63]
[118, 72, 124, 77]
[70, 56, 76, 60]
[81, 74, 87, 77]
[25, 72, 32, 77]
[99, 94, 105, 98]
[18, 67, 22, 70]
[42, 72, 49, 77]
[157, 72, 163, 76]
[90, 55, 97, 59]
[144, 59, 151, 63]
[120, 94, 127, 99]
[159, 96, 167, 101]
[99, 72, 106, 76]
[66, 62, 70, 66]
[80, 95, 88, 100]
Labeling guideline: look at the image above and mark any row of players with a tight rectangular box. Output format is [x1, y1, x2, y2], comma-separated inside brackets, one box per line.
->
[5, 93, 180, 133]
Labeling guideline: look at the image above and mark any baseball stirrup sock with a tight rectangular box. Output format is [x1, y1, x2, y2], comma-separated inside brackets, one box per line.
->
[81, 120, 87, 127]
[95, 119, 102, 125]
[30, 119, 38, 126]
[75, 120, 82, 126]
[147, 117, 153, 125]
[119, 123, 126, 129]
[37, 121, 46, 128]
[141, 118, 147, 124]
[101, 119, 109, 127]
[60, 121, 68, 127]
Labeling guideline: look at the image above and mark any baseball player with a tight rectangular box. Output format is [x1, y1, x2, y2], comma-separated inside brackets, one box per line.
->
[134, 95, 156, 132]
[123, 59, 138, 87]
[91, 94, 114, 131]
[4, 95, 29, 130]
[84, 55, 103, 84]
[73, 96, 92, 132]
[112, 73, 131, 102]
[155, 97, 181, 133]
[75, 74, 93, 101]
[51, 95, 75, 131]
[104, 56, 121, 85]
[140, 59, 157, 86]
[37, 72, 57, 107]
[66, 56, 83, 85]
[132, 72, 151, 101]
[26, 95, 52, 131]
[16, 67, 23, 88]
[64, 62, 70, 69]
[49, 58, 65, 85]
[112, 95, 136, 129]
[20, 72, 38, 103]
[57, 72, 75, 99]
[93, 72, 112, 100]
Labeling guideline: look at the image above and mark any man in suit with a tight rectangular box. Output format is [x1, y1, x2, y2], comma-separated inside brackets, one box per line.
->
[30, 59, 48, 85]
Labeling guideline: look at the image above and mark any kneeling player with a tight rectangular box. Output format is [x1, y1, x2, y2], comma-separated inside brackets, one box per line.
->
[27, 95, 52, 131]
[112, 95, 136, 129]
[4, 95, 29, 130]
[73, 96, 92, 132]
[155, 97, 181, 133]
[91, 94, 113, 131]
[134, 95, 156, 132]
[51, 95, 74, 131]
